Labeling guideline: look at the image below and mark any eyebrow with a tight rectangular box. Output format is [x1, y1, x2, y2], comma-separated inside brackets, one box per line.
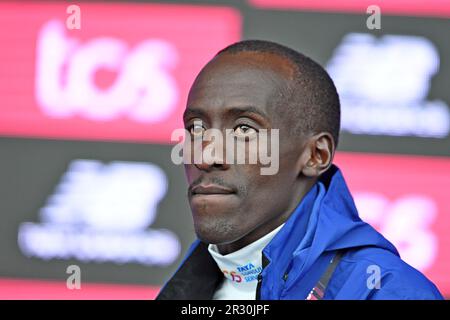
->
[183, 105, 269, 123]
[226, 106, 269, 122]
[183, 108, 207, 122]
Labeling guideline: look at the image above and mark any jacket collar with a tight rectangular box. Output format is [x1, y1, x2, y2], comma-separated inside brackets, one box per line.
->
[156, 240, 222, 300]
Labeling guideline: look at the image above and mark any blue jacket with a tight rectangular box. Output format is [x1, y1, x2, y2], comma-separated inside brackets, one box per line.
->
[157, 165, 443, 300]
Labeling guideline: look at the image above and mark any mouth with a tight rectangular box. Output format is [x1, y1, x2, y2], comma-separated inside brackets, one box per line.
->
[191, 184, 235, 196]
[189, 183, 239, 211]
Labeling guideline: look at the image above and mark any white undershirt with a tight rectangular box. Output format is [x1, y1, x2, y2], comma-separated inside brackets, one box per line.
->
[208, 224, 285, 300]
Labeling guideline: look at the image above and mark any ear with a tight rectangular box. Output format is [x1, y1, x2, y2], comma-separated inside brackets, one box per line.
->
[299, 132, 335, 177]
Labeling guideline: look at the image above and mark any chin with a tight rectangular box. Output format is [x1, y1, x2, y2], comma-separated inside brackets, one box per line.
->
[192, 215, 244, 245]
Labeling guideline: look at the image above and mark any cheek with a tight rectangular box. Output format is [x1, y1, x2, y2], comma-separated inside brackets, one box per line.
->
[237, 167, 284, 206]
[238, 159, 296, 209]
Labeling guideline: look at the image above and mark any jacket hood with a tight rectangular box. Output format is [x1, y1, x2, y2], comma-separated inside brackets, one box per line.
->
[260, 164, 399, 298]
[308, 164, 398, 252]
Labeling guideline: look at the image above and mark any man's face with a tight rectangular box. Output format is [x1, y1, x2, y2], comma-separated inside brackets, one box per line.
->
[183, 51, 306, 247]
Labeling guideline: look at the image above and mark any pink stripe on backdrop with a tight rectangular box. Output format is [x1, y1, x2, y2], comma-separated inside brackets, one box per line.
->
[249, 0, 450, 18]
[0, 278, 160, 300]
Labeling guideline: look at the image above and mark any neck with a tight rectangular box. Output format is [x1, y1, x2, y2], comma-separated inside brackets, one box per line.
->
[217, 177, 317, 255]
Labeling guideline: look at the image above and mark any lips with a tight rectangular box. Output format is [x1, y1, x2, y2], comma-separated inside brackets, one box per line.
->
[191, 184, 235, 196]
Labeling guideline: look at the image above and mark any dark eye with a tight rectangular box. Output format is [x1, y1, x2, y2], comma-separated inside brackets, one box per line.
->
[189, 122, 205, 137]
[233, 124, 257, 137]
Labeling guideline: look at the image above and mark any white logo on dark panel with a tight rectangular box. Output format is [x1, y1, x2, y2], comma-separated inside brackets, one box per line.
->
[18, 160, 180, 266]
[327, 33, 449, 138]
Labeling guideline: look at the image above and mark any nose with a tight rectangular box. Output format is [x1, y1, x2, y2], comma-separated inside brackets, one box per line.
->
[193, 129, 230, 172]
[194, 157, 230, 171]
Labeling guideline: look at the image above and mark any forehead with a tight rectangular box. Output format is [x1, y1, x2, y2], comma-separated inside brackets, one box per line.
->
[187, 51, 294, 115]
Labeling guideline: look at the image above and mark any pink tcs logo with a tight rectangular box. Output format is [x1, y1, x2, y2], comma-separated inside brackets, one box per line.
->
[36, 20, 178, 122]
[355, 192, 438, 271]
[0, 2, 241, 142]
[335, 152, 450, 295]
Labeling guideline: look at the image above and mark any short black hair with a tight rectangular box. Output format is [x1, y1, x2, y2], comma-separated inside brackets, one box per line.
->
[216, 40, 341, 146]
